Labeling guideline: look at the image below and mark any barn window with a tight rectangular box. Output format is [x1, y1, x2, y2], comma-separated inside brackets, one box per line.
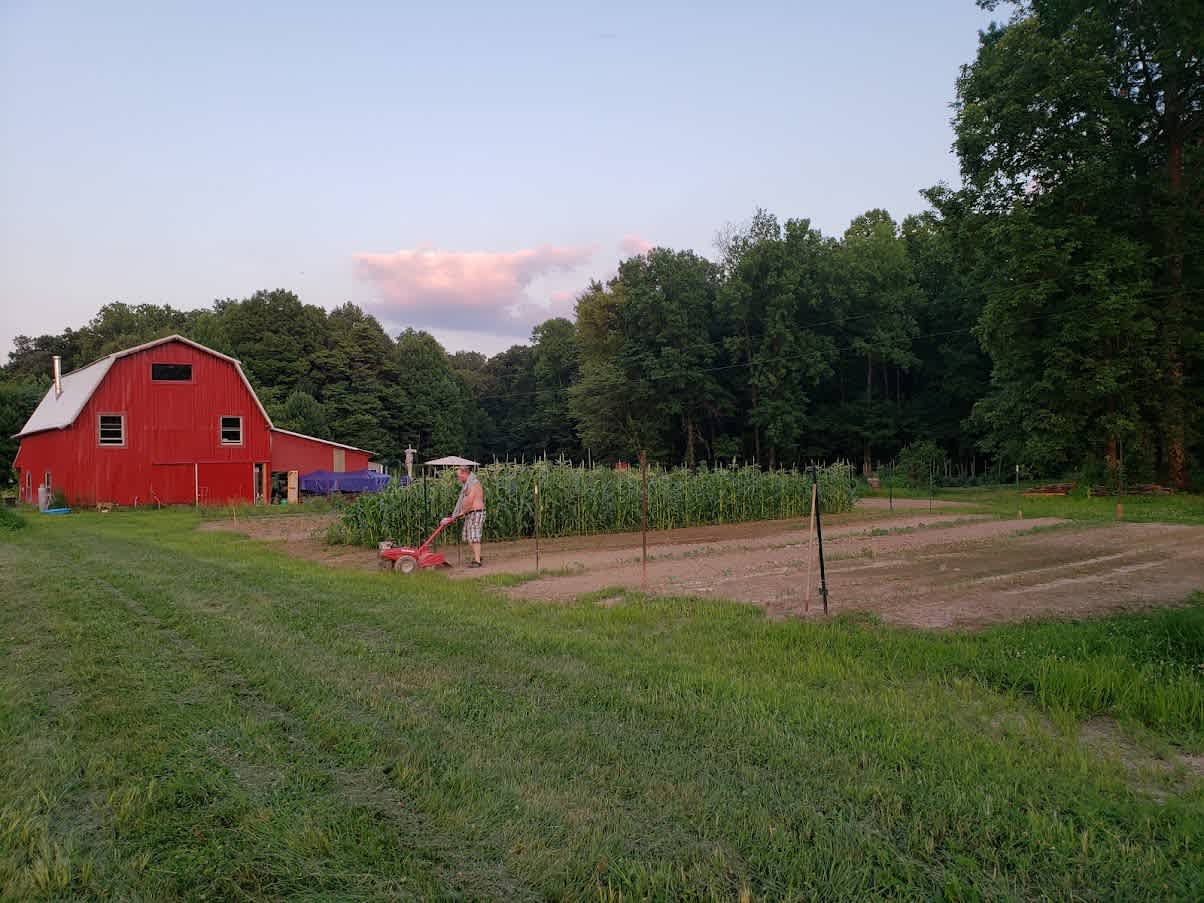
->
[220, 416, 243, 446]
[98, 414, 126, 446]
[151, 363, 192, 381]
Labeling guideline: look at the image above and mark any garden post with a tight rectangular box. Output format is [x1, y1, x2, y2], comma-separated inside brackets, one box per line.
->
[640, 450, 648, 590]
[808, 466, 829, 615]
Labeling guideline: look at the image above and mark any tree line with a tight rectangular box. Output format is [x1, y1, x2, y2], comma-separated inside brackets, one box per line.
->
[2, 1, 1200, 487]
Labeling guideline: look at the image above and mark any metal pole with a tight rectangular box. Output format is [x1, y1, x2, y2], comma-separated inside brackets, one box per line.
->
[1015, 463, 1022, 519]
[1116, 438, 1125, 521]
[640, 450, 648, 591]
[809, 466, 829, 615]
[805, 479, 817, 612]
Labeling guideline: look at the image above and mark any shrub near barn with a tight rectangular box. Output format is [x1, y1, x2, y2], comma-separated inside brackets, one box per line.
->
[336, 461, 857, 547]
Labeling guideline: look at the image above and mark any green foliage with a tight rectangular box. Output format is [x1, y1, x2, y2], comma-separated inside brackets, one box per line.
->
[0, 380, 42, 487]
[571, 250, 727, 464]
[338, 461, 857, 546]
[896, 440, 946, 488]
[950, 0, 1204, 485]
[268, 389, 330, 439]
[0, 506, 25, 533]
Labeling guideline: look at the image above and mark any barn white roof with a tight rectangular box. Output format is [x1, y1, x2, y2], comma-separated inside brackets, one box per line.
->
[14, 335, 273, 438]
[16, 357, 115, 438]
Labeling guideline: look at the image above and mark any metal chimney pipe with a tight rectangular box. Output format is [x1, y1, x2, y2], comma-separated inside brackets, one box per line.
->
[52, 355, 63, 397]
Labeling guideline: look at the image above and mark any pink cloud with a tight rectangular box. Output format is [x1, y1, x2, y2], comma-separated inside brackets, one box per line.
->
[354, 245, 594, 335]
[618, 234, 654, 257]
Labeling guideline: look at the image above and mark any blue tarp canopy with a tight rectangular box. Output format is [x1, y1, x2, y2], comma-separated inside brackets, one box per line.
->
[300, 469, 390, 494]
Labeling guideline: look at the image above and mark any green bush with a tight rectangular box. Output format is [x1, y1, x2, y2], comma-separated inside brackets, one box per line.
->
[337, 461, 857, 546]
[0, 506, 26, 533]
[896, 440, 946, 488]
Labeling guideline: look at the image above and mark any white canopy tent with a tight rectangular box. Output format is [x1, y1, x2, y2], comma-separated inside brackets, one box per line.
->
[423, 455, 479, 469]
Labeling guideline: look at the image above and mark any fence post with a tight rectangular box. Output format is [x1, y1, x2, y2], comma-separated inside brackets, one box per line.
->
[534, 479, 541, 572]
[1015, 464, 1022, 519]
[808, 466, 829, 615]
[1116, 438, 1125, 521]
[805, 479, 817, 613]
[640, 450, 648, 591]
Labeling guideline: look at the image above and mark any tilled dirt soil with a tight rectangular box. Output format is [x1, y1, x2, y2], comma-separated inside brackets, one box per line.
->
[507, 516, 1204, 628]
[201, 504, 1204, 629]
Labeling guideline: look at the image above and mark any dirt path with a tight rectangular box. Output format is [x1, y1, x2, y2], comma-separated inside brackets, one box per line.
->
[454, 513, 994, 580]
[198, 503, 973, 575]
[198, 503, 1204, 630]
[508, 518, 1204, 628]
[199, 514, 383, 572]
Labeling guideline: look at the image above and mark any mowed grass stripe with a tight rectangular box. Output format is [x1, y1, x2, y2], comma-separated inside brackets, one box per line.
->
[0, 537, 521, 901]
[3, 511, 1202, 900]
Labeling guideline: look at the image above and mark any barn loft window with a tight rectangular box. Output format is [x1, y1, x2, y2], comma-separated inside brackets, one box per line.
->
[220, 416, 243, 446]
[151, 362, 192, 381]
[98, 414, 125, 446]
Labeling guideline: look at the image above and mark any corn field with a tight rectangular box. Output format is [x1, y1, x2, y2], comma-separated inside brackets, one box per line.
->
[335, 461, 857, 546]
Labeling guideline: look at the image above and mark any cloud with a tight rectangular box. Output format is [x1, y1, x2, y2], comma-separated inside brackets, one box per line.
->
[354, 245, 594, 335]
[618, 235, 653, 257]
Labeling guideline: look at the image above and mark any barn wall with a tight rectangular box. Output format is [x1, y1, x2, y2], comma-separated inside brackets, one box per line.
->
[16, 340, 271, 506]
[270, 431, 371, 474]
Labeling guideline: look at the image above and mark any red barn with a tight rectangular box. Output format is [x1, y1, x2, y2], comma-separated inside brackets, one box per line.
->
[12, 335, 374, 506]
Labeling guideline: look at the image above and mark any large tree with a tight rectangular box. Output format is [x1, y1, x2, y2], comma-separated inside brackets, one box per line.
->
[827, 210, 921, 474]
[954, 0, 1203, 484]
[902, 201, 992, 468]
[530, 317, 581, 458]
[718, 213, 838, 467]
[571, 251, 726, 464]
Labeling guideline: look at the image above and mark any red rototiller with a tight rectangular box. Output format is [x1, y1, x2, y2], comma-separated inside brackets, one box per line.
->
[378, 514, 462, 573]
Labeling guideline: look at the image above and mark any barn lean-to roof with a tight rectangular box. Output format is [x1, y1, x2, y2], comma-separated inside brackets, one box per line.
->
[270, 428, 374, 455]
[14, 335, 274, 439]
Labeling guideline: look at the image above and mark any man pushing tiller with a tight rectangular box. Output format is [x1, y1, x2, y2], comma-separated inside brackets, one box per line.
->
[378, 465, 486, 573]
[442, 465, 485, 567]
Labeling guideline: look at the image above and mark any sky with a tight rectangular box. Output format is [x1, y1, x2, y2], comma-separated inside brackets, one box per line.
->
[0, 1, 999, 360]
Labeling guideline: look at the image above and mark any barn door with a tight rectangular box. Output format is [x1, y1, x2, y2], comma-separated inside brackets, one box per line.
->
[333, 449, 346, 472]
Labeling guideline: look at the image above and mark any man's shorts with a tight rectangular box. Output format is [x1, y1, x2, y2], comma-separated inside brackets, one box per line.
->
[462, 510, 485, 543]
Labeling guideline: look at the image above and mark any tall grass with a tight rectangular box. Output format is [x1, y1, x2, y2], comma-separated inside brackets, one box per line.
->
[0, 506, 26, 534]
[337, 461, 857, 545]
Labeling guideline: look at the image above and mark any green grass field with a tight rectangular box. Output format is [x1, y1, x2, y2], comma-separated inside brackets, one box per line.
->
[2, 509, 1202, 900]
[861, 483, 1204, 526]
